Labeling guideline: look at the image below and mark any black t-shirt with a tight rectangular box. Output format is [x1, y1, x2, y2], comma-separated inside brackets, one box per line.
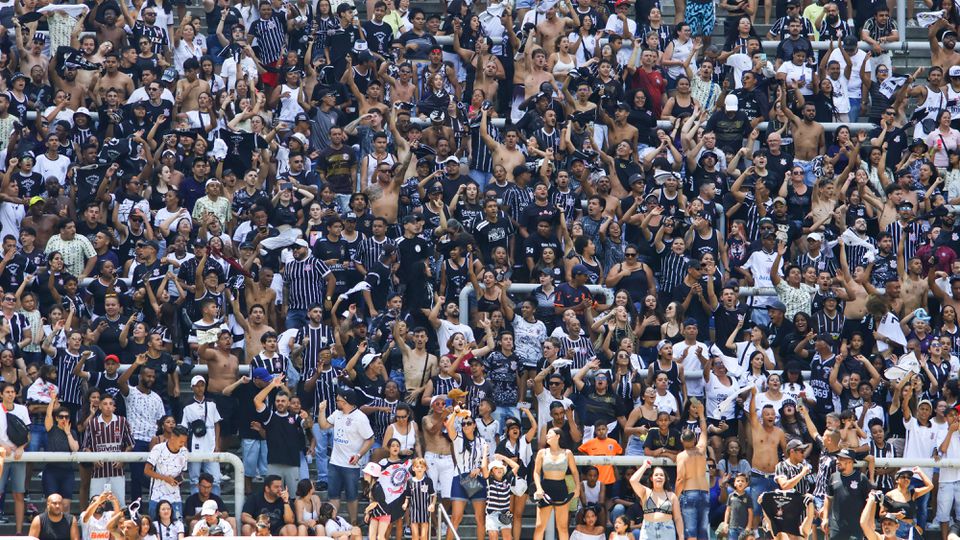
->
[0, 253, 35, 294]
[362, 20, 394, 57]
[760, 490, 814, 537]
[258, 407, 306, 467]
[144, 353, 177, 399]
[183, 493, 226, 520]
[241, 493, 293, 536]
[827, 471, 873, 535]
[234, 381, 275, 440]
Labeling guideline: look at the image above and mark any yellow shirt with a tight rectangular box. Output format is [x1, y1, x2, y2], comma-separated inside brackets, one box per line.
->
[802, 4, 824, 41]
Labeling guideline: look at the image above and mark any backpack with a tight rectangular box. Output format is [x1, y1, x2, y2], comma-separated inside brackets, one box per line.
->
[5, 409, 27, 447]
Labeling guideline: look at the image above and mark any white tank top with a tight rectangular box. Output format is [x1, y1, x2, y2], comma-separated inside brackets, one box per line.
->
[392, 422, 418, 452]
[364, 153, 397, 187]
[581, 480, 601, 505]
[278, 84, 305, 122]
[667, 38, 695, 79]
[947, 85, 960, 120]
[923, 88, 946, 121]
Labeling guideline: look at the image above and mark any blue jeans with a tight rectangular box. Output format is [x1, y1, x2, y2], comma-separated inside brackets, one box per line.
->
[912, 477, 931, 532]
[28, 424, 47, 452]
[130, 439, 151, 501]
[848, 98, 861, 123]
[728, 527, 744, 540]
[148, 500, 183, 521]
[187, 461, 221, 495]
[750, 472, 778, 517]
[625, 436, 646, 456]
[679, 490, 709, 540]
[241, 439, 268, 478]
[328, 463, 361, 502]
[639, 520, 677, 540]
[285, 309, 307, 333]
[312, 424, 332, 483]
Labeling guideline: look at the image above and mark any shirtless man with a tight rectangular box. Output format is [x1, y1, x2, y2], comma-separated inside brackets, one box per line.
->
[51, 68, 91, 111]
[175, 60, 211, 113]
[88, 5, 127, 51]
[236, 304, 275, 359]
[780, 87, 825, 185]
[244, 272, 278, 329]
[421, 397, 456, 520]
[364, 147, 408, 225]
[748, 385, 787, 529]
[198, 329, 240, 447]
[94, 53, 135, 102]
[837, 238, 869, 322]
[928, 19, 960, 73]
[394, 322, 438, 404]
[74, 36, 110, 92]
[600, 105, 640, 158]
[521, 49, 556, 101]
[379, 61, 419, 104]
[675, 400, 710, 540]
[480, 108, 526, 179]
[15, 32, 48, 76]
[536, 2, 579, 55]
[895, 233, 928, 315]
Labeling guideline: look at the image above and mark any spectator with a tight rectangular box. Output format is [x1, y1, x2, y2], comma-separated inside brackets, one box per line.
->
[27, 493, 79, 540]
[191, 499, 235, 537]
[144, 425, 189, 517]
[180, 375, 222, 495]
[0, 381, 29, 533]
[80, 395, 132, 511]
[315, 389, 374, 524]
[239, 475, 297, 537]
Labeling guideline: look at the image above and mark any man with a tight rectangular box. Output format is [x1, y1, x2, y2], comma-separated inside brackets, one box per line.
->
[184, 473, 233, 532]
[0, 382, 28, 533]
[672, 319, 710, 400]
[554, 264, 594, 326]
[675, 401, 710, 540]
[27, 494, 78, 540]
[747, 386, 787, 528]
[741, 228, 779, 326]
[902, 389, 938, 533]
[428, 295, 475, 357]
[775, 439, 813, 493]
[771, 241, 811, 319]
[116, 355, 166, 502]
[144, 425, 189, 517]
[44, 219, 97, 278]
[239, 475, 296, 537]
[181, 376, 222, 495]
[937, 407, 960, 540]
[315, 390, 373, 524]
[704, 96, 751, 155]
[824, 448, 874, 540]
[253, 374, 311, 492]
[79, 491, 119, 540]
[192, 499, 236, 536]
[316, 127, 358, 209]
[284, 238, 335, 330]
[80, 395, 133, 505]
[222, 369, 274, 495]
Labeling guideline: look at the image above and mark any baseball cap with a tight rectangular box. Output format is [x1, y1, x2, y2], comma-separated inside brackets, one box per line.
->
[950, 66, 960, 78]
[836, 448, 857, 460]
[191, 375, 206, 386]
[161, 67, 177, 82]
[807, 232, 823, 242]
[252, 367, 274, 383]
[628, 173, 645, 185]
[572, 263, 590, 276]
[772, 197, 787, 206]
[201, 500, 219, 516]
[489, 460, 507, 470]
[205, 178, 221, 188]
[294, 238, 309, 248]
[786, 439, 808, 451]
[360, 353, 380, 369]
[816, 333, 835, 346]
[683, 317, 698, 327]
[766, 300, 787, 312]
[295, 112, 310, 123]
[724, 94, 739, 112]
[104, 354, 120, 364]
[28, 196, 44, 207]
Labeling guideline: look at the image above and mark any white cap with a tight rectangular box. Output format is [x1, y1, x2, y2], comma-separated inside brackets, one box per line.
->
[807, 232, 823, 242]
[290, 132, 309, 146]
[201, 500, 219, 516]
[950, 65, 960, 78]
[362, 462, 382, 476]
[489, 460, 506, 470]
[191, 375, 206, 386]
[724, 94, 739, 112]
[294, 239, 309, 248]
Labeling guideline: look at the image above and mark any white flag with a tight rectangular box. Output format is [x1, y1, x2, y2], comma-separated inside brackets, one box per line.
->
[917, 10, 945, 28]
[879, 75, 909, 99]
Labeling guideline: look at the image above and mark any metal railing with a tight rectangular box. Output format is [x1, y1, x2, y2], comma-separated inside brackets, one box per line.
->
[574, 455, 960, 470]
[437, 504, 461, 540]
[11, 452, 245, 519]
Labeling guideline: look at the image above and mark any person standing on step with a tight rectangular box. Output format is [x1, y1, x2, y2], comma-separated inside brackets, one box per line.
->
[180, 375, 223, 496]
[253, 374, 312, 493]
[0, 381, 29, 534]
[144, 425, 189, 519]
[117, 354, 166, 504]
[28, 493, 78, 540]
[80, 395, 133, 508]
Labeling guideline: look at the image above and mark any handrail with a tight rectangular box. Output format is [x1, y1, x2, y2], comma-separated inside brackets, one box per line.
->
[12, 452, 245, 519]
[457, 283, 614, 326]
[437, 503, 460, 540]
[574, 455, 960, 470]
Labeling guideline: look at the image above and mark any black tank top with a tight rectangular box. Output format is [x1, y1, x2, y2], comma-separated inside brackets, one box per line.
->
[671, 99, 694, 120]
[117, 229, 146, 267]
[657, 190, 681, 218]
[38, 513, 74, 540]
[690, 229, 720, 259]
[614, 264, 650, 300]
[651, 360, 682, 402]
[786, 184, 812, 221]
[576, 256, 602, 285]
[444, 259, 470, 300]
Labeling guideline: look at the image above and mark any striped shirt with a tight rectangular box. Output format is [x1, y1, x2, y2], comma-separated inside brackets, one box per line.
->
[296, 323, 336, 377]
[469, 122, 498, 173]
[53, 348, 85, 405]
[775, 458, 813, 494]
[81, 414, 134, 478]
[868, 440, 896, 491]
[313, 366, 341, 417]
[249, 12, 289, 64]
[501, 185, 534, 225]
[126, 386, 166, 441]
[843, 238, 876, 269]
[367, 397, 398, 442]
[657, 250, 688, 296]
[284, 255, 332, 311]
[886, 219, 929, 262]
[558, 334, 596, 370]
[815, 312, 845, 342]
[251, 352, 288, 377]
[485, 472, 514, 513]
[356, 237, 396, 272]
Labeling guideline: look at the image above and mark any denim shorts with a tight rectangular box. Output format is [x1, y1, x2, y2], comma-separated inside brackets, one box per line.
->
[328, 463, 361, 502]
[936, 481, 960, 523]
[241, 439, 268, 478]
[750, 472, 778, 516]
[639, 520, 676, 540]
[485, 511, 512, 531]
[679, 490, 709, 540]
[450, 472, 486, 501]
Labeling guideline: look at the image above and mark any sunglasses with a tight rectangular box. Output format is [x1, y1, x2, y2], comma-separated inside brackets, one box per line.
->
[2, 297, 14, 302]
[462, 421, 475, 426]
[625, 252, 638, 257]
[549, 381, 563, 386]
[57, 415, 70, 419]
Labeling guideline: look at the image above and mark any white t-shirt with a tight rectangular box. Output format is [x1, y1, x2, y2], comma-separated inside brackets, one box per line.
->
[180, 399, 223, 453]
[654, 392, 679, 415]
[0, 402, 30, 449]
[536, 389, 573, 430]
[776, 62, 815, 95]
[436, 319, 476, 356]
[146, 441, 189, 503]
[672, 340, 708, 397]
[827, 75, 851, 113]
[904, 416, 939, 477]
[743, 250, 778, 307]
[35, 153, 72, 187]
[828, 48, 870, 99]
[80, 510, 114, 540]
[191, 518, 234, 536]
[328, 407, 374, 468]
[725, 54, 753, 89]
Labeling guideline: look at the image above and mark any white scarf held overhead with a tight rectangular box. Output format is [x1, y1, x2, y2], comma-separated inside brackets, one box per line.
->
[37, 4, 89, 17]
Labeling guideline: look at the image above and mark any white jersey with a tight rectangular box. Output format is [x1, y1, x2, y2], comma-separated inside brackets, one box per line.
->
[828, 75, 850, 114]
[828, 48, 870, 99]
[672, 340, 708, 397]
[277, 84, 305, 123]
[915, 87, 947, 138]
[947, 85, 960, 120]
[705, 374, 739, 421]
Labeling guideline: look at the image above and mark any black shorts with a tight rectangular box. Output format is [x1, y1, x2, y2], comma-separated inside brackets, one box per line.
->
[208, 392, 238, 436]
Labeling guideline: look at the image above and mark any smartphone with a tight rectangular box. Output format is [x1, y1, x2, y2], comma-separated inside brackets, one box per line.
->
[281, 182, 293, 191]
[444, 398, 454, 407]
[104, 483, 112, 493]
[759, 53, 767, 63]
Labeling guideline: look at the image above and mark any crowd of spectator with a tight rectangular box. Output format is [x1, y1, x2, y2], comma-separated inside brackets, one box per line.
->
[5, 0, 960, 537]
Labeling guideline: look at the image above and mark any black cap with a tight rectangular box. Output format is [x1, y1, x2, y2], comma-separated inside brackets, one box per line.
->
[836, 448, 857, 460]
[295, 112, 310, 123]
[816, 333, 835, 346]
[842, 35, 858, 49]
[628, 173, 645, 185]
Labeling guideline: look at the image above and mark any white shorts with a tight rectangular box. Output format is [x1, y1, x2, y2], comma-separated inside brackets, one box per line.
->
[425, 452, 455, 499]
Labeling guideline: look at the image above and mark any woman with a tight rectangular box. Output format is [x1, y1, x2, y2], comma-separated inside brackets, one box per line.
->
[755, 373, 786, 420]
[661, 23, 695, 93]
[782, 312, 815, 366]
[495, 409, 537, 540]
[570, 506, 606, 540]
[469, 269, 507, 322]
[927, 109, 960, 169]
[564, 236, 603, 285]
[317, 502, 362, 540]
[172, 14, 206, 75]
[0, 349, 29, 395]
[534, 247, 564, 286]
[594, 306, 635, 361]
[722, 16, 756, 53]
[511, 299, 548, 393]
[703, 355, 739, 459]
[660, 76, 697, 122]
[150, 415, 177, 449]
[606, 244, 656, 303]
[634, 295, 664, 366]
[661, 302, 684, 344]
[940, 304, 960, 357]
[532, 427, 580, 540]
[628, 460, 683, 539]
[826, 125, 856, 174]
[724, 320, 775, 378]
[648, 342, 685, 408]
[154, 500, 184, 540]
[295, 479, 322, 537]
[882, 467, 934, 539]
[623, 387, 659, 456]
[549, 35, 577, 83]
[445, 408, 488, 540]
[779, 399, 812, 451]
[382, 403, 421, 459]
[569, 17, 599, 66]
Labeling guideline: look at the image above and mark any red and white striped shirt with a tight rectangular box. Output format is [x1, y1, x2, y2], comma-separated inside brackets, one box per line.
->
[81, 414, 134, 478]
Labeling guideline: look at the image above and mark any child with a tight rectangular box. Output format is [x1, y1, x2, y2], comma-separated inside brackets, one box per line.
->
[838, 409, 868, 456]
[362, 462, 392, 540]
[476, 398, 500, 458]
[608, 515, 630, 540]
[577, 421, 623, 487]
[579, 466, 604, 508]
[723, 473, 752, 540]
[404, 458, 436, 540]
[482, 453, 520, 540]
